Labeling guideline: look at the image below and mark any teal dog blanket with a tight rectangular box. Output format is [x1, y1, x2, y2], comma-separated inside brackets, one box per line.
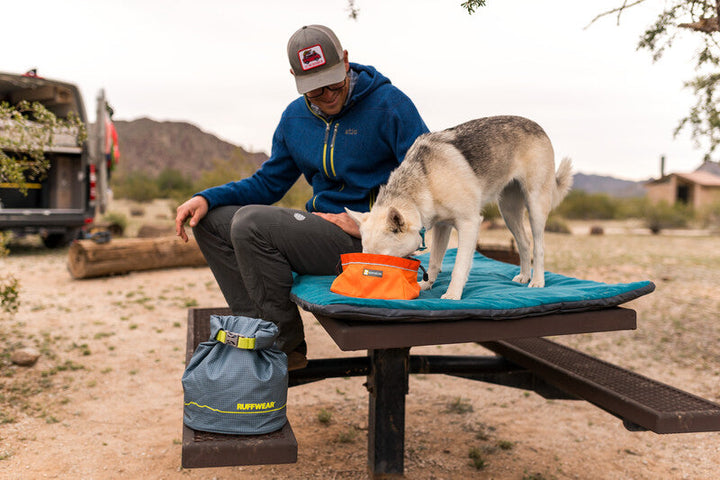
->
[290, 248, 655, 322]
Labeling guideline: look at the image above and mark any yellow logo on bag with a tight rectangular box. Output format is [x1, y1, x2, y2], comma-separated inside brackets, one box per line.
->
[237, 401, 276, 411]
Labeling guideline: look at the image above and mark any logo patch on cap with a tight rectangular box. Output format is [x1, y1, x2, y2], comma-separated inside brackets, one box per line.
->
[298, 45, 326, 71]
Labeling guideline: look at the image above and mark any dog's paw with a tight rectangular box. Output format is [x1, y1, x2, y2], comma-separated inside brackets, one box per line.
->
[512, 273, 531, 284]
[418, 280, 434, 291]
[440, 291, 462, 300]
[440, 287, 463, 300]
[528, 278, 545, 288]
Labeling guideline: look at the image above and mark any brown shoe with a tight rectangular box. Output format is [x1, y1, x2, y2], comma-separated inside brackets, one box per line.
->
[287, 350, 308, 371]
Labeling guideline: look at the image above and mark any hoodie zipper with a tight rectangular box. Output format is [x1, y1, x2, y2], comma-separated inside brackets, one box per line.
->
[329, 123, 339, 177]
[321, 122, 341, 178]
[321, 122, 331, 177]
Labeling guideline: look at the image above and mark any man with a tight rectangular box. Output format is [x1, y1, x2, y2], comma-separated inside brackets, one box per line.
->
[175, 25, 428, 370]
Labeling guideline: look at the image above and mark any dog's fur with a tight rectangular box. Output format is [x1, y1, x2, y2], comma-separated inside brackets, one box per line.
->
[347, 116, 573, 300]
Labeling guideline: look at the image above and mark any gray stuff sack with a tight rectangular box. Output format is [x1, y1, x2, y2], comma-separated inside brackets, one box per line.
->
[182, 315, 288, 435]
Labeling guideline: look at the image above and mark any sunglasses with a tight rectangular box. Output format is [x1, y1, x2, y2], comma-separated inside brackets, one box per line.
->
[305, 77, 347, 99]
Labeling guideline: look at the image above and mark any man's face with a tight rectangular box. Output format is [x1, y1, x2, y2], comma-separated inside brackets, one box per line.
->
[306, 77, 350, 116]
[297, 50, 350, 116]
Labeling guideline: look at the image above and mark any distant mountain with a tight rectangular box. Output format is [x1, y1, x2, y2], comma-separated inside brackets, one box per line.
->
[572, 173, 647, 197]
[112, 118, 267, 178]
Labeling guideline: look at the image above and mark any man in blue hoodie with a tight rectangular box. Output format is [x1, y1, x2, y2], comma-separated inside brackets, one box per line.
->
[175, 25, 428, 370]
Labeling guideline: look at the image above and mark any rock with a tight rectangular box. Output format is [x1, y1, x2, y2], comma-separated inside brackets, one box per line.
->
[10, 347, 41, 366]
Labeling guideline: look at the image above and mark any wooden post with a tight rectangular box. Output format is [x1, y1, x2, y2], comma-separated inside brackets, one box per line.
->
[67, 236, 207, 279]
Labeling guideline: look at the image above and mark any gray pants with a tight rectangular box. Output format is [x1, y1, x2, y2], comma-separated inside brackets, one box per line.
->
[192, 205, 362, 354]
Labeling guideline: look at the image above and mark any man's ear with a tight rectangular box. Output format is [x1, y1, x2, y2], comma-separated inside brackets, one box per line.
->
[387, 207, 405, 233]
[345, 207, 367, 226]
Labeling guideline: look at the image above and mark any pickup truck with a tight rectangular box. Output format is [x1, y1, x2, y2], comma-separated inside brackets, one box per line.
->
[0, 71, 111, 248]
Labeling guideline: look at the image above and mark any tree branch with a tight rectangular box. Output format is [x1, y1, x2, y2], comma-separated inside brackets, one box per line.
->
[585, 0, 648, 29]
[679, 16, 719, 32]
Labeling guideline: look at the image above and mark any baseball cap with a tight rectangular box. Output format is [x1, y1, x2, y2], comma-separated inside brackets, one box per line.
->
[287, 25, 346, 94]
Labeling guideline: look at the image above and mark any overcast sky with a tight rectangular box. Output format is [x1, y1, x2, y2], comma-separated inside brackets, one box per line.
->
[3, 0, 710, 180]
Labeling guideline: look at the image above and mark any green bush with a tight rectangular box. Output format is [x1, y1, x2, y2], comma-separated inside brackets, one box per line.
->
[482, 203, 501, 221]
[545, 215, 571, 234]
[643, 201, 690, 234]
[112, 170, 161, 202]
[555, 190, 620, 220]
[157, 168, 194, 200]
[193, 152, 256, 193]
[696, 200, 720, 229]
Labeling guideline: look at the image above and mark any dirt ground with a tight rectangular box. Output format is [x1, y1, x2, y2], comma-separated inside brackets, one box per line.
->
[1, 202, 719, 480]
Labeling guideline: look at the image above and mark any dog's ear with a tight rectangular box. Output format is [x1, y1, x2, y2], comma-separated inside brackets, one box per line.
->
[387, 207, 405, 234]
[344, 208, 367, 226]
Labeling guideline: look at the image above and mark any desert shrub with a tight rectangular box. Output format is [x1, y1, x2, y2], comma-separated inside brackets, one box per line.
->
[156, 168, 194, 200]
[193, 153, 256, 193]
[545, 215, 571, 234]
[0, 275, 19, 314]
[112, 170, 161, 202]
[643, 201, 691, 234]
[482, 203, 501, 221]
[555, 190, 620, 220]
[613, 195, 651, 218]
[1, 231, 19, 313]
[101, 211, 128, 234]
[696, 200, 720, 229]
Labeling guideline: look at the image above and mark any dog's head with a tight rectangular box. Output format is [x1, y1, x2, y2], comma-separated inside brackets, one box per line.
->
[346, 206, 422, 257]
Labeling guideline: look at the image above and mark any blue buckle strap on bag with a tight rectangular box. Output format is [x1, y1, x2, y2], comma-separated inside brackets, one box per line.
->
[182, 315, 288, 435]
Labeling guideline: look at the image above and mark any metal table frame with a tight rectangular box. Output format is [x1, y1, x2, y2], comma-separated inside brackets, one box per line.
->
[302, 307, 637, 477]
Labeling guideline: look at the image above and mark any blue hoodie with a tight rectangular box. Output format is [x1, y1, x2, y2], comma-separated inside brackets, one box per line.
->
[197, 63, 429, 213]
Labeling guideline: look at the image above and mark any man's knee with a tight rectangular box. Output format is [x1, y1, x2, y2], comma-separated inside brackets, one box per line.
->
[191, 205, 237, 245]
[230, 205, 273, 244]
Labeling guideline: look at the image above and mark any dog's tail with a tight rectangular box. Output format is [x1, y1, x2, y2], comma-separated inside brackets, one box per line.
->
[552, 157, 574, 208]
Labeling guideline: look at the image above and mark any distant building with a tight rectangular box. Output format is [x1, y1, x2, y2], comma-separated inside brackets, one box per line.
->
[645, 160, 720, 209]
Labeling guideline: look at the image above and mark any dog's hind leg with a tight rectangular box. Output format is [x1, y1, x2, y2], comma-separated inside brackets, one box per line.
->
[442, 217, 481, 300]
[498, 181, 533, 284]
[420, 222, 452, 291]
[525, 193, 551, 288]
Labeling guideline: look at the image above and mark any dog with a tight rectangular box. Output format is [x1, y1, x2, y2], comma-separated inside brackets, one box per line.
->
[346, 116, 573, 300]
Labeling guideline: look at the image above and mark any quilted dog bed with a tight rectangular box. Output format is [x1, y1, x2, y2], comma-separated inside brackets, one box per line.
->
[290, 248, 655, 322]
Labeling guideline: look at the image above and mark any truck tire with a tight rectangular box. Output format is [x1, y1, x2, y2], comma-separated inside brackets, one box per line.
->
[42, 230, 79, 249]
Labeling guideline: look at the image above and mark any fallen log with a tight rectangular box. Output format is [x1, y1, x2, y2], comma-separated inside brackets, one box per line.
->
[67, 236, 207, 279]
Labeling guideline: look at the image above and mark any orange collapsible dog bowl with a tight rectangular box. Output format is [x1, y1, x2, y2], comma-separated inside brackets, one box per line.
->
[330, 253, 426, 300]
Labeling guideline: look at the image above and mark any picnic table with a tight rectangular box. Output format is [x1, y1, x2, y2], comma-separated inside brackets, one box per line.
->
[181, 249, 720, 478]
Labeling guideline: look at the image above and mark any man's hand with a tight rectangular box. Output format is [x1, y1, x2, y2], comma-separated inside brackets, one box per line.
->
[312, 211, 361, 238]
[175, 196, 209, 242]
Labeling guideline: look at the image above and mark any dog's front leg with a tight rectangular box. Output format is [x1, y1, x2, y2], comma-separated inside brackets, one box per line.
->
[419, 223, 452, 291]
[442, 220, 480, 300]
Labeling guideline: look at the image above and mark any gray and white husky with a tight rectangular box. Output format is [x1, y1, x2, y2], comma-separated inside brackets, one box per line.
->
[347, 116, 573, 300]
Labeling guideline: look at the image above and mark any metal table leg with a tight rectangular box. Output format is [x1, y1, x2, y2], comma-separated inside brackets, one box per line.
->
[367, 347, 409, 478]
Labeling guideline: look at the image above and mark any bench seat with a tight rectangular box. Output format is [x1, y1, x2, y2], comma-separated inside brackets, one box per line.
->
[481, 337, 720, 434]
